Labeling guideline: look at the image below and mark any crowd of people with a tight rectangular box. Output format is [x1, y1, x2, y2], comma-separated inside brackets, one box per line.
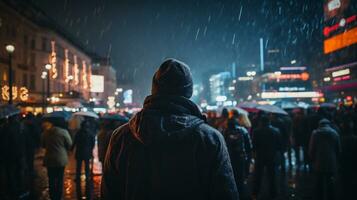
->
[206, 104, 357, 200]
[0, 110, 129, 200]
[1, 59, 357, 200]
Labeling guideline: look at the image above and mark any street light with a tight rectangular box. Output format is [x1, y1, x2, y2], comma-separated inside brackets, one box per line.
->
[45, 64, 52, 100]
[5, 44, 15, 105]
[41, 71, 47, 112]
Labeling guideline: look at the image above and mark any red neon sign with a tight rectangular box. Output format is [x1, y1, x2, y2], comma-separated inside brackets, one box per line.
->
[324, 15, 357, 37]
[333, 75, 351, 82]
[269, 72, 310, 81]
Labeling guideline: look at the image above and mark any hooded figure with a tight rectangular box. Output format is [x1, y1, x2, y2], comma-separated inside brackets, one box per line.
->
[309, 118, 340, 200]
[101, 59, 238, 200]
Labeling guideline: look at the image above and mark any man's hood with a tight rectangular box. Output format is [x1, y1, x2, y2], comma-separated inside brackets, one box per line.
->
[128, 95, 205, 145]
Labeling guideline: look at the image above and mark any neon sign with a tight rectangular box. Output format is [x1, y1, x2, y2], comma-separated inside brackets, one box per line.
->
[50, 41, 58, 79]
[269, 72, 310, 81]
[324, 27, 357, 54]
[1, 86, 29, 101]
[279, 87, 306, 92]
[261, 91, 322, 99]
[332, 68, 350, 77]
[333, 75, 350, 82]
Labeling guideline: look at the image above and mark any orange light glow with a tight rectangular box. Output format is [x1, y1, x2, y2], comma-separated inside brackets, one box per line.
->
[324, 27, 357, 54]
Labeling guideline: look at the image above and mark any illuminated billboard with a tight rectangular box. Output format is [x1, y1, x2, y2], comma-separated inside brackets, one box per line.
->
[324, 0, 350, 21]
[323, 0, 357, 54]
[90, 75, 104, 93]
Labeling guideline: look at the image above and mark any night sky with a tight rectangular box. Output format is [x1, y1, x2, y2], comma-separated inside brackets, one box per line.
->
[29, 0, 323, 102]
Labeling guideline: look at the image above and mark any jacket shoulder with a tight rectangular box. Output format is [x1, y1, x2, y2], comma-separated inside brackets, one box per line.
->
[108, 123, 131, 145]
[196, 123, 226, 144]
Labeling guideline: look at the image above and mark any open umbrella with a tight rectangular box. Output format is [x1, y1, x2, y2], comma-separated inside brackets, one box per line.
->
[43, 111, 72, 120]
[74, 111, 99, 119]
[230, 107, 248, 116]
[101, 114, 129, 122]
[274, 101, 299, 109]
[320, 103, 336, 108]
[0, 105, 20, 119]
[256, 104, 288, 115]
[237, 102, 259, 112]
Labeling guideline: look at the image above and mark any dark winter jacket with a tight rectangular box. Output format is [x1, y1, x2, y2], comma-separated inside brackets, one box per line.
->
[42, 126, 72, 167]
[72, 123, 95, 160]
[224, 118, 252, 161]
[309, 119, 341, 173]
[97, 128, 114, 163]
[101, 95, 238, 200]
[252, 125, 281, 163]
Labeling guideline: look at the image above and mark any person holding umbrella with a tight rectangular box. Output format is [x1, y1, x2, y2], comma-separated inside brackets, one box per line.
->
[72, 119, 96, 181]
[252, 113, 281, 199]
[41, 117, 72, 200]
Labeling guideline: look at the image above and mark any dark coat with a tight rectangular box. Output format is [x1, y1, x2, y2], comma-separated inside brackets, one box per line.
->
[252, 125, 281, 163]
[309, 120, 341, 173]
[72, 124, 95, 160]
[224, 119, 252, 161]
[42, 126, 72, 167]
[101, 95, 238, 200]
[97, 128, 114, 163]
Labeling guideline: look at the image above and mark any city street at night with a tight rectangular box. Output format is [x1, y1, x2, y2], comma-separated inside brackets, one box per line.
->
[1, 0, 356, 200]
[31, 146, 319, 200]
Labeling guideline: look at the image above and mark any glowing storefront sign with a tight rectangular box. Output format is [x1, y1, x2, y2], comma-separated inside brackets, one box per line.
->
[324, 27, 357, 54]
[261, 91, 322, 99]
[332, 68, 350, 77]
[82, 61, 88, 89]
[238, 76, 253, 81]
[73, 55, 79, 85]
[123, 89, 133, 104]
[278, 87, 306, 92]
[280, 66, 307, 71]
[215, 95, 227, 102]
[269, 72, 310, 81]
[50, 41, 58, 79]
[90, 75, 104, 93]
[64, 49, 69, 81]
[107, 96, 115, 109]
[333, 75, 350, 82]
[1, 86, 29, 101]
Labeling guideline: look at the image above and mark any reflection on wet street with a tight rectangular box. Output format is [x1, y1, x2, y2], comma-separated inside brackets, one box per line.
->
[33, 145, 318, 200]
[34, 144, 102, 200]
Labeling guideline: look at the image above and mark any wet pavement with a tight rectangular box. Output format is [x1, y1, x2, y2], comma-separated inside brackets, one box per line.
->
[33, 144, 102, 200]
[33, 147, 317, 200]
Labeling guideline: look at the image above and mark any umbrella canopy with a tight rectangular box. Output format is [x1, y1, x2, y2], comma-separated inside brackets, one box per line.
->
[0, 105, 20, 119]
[230, 107, 248, 116]
[320, 103, 336, 108]
[101, 114, 129, 122]
[74, 111, 99, 119]
[43, 111, 72, 120]
[237, 102, 259, 112]
[256, 104, 288, 115]
[274, 101, 299, 109]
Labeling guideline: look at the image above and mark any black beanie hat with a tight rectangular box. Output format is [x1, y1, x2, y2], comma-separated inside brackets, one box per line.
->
[151, 58, 193, 98]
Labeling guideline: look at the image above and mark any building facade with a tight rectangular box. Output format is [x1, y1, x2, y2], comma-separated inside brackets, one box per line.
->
[0, 1, 93, 111]
[91, 56, 117, 106]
